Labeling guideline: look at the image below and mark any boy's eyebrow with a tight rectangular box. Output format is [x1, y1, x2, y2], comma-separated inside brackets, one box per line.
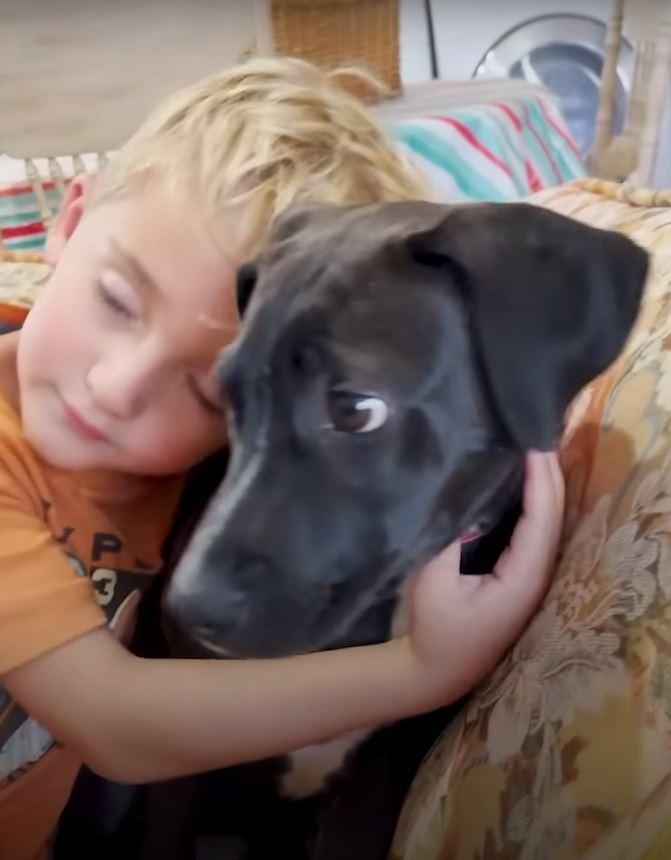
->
[107, 239, 160, 297]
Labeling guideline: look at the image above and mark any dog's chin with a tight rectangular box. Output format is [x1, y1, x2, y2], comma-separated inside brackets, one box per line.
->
[162, 577, 398, 659]
[161, 616, 236, 659]
[163, 615, 321, 659]
[163, 610, 383, 660]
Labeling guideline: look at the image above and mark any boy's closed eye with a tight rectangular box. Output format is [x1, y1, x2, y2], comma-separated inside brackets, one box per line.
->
[95, 271, 224, 416]
[97, 277, 138, 321]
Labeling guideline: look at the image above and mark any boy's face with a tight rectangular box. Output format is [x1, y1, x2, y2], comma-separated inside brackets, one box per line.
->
[17, 181, 240, 475]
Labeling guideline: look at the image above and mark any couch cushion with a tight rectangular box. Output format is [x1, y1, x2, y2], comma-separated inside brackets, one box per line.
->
[0, 250, 48, 331]
[391, 179, 671, 860]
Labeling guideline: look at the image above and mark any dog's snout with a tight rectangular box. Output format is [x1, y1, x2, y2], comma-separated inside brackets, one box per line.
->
[164, 551, 278, 653]
[226, 551, 275, 591]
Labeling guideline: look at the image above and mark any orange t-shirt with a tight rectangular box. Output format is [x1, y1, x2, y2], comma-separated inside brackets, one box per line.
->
[0, 392, 184, 860]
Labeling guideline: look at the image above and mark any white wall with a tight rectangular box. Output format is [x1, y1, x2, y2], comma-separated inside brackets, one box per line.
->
[399, 0, 433, 83]
[0, 0, 433, 156]
[0, 0, 257, 156]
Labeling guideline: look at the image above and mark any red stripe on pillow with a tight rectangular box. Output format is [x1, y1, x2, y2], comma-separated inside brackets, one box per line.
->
[1, 223, 45, 239]
[0, 182, 56, 198]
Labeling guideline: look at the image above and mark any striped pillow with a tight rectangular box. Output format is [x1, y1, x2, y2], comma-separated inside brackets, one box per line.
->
[391, 92, 584, 203]
[0, 181, 63, 252]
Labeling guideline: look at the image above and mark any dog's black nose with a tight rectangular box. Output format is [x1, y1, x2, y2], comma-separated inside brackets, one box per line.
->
[163, 551, 277, 655]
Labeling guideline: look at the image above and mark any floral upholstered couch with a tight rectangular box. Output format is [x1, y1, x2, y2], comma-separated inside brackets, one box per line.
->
[391, 179, 671, 860]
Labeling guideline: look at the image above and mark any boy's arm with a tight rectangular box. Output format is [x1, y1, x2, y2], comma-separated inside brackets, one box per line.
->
[5, 453, 563, 785]
[5, 627, 440, 784]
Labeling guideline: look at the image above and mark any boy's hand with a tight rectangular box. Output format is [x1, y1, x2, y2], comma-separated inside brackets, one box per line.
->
[406, 452, 564, 698]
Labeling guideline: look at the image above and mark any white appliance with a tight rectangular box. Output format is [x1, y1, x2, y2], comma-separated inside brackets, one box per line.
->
[424, 0, 634, 157]
[427, 0, 617, 78]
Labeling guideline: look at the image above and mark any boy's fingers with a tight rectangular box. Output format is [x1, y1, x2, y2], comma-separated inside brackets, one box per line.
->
[408, 541, 463, 621]
[493, 451, 564, 586]
[522, 452, 564, 531]
[524, 451, 562, 507]
[412, 541, 463, 601]
[417, 453, 564, 596]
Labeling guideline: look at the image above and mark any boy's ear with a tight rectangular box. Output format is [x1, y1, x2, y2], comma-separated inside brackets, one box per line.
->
[44, 173, 97, 266]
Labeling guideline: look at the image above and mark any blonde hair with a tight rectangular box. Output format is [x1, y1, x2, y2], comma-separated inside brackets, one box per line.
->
[90, 57, 428, 255]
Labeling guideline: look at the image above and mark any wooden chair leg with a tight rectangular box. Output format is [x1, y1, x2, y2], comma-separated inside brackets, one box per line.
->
[629, 9, 671, 186]
[588, 0, 625, 171]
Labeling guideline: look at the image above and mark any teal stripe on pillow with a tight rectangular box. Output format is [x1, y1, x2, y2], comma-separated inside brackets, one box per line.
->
[516, 107, 562, 186]
[5, 236, 45, 251]
[525, 98, 583, 181]
[475, 105, 530, 196]
[0, 208, 43, 223]
[394, 125, 508, 202]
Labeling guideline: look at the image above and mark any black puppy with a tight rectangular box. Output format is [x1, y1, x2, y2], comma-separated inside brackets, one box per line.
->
[55, 201, 647, 860]
[157, 201, 646, 857]
[165, 201, 645, 656]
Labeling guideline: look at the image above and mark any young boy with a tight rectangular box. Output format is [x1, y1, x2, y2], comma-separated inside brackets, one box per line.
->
[0, 58, 563, 859]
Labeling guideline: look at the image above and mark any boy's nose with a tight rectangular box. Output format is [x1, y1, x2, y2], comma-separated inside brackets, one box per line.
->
[86, 359, 155, 420]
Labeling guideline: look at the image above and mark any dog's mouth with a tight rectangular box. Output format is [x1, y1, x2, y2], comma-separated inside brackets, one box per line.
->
[459, 525, 484, 544]
[164, 620, 238, 660]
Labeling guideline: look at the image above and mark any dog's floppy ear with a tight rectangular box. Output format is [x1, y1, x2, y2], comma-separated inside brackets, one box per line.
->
[409, 202, 648, 450]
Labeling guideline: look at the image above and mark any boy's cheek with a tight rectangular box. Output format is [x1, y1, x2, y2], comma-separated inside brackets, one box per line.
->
[23, 286, 80, 351]
[129, 415, 227, 473]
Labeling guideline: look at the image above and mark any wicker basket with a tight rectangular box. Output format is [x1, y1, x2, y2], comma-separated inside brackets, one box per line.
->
[269, 0, 401, 100]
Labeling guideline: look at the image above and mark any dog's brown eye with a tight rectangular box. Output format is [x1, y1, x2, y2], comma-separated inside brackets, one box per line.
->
[327, 392, 389, 433]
